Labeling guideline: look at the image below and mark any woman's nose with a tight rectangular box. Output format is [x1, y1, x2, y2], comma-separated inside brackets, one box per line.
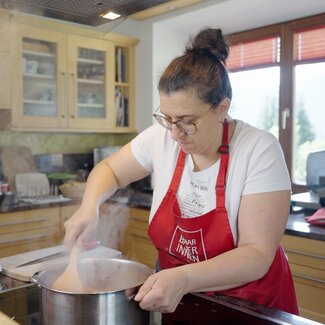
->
[170, 124, 184, 140]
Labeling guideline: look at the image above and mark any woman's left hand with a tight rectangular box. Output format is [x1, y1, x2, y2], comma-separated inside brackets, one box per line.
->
[134, 267, 189, 313]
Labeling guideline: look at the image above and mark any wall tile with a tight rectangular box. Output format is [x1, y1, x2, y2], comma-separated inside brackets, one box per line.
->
[0, 131, 136, 154]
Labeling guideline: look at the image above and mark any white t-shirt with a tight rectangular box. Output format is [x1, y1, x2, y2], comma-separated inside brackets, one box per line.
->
[131, 120, 291, 244]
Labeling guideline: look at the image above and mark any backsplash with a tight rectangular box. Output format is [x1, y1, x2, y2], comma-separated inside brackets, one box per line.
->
[0, 131, 136, 155]
[35, 153, 94, 174]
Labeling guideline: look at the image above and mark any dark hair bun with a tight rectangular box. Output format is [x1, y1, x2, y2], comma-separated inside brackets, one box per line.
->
[186, 28, 229, 64]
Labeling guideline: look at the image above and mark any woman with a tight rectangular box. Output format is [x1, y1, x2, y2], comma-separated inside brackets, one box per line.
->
[64, 28, 298, 315]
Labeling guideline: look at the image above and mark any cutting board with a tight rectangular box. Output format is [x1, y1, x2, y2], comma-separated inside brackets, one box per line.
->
[0, 311, 20, 325]
[0, 145, 37, 191]
[0, 245, 121, 282]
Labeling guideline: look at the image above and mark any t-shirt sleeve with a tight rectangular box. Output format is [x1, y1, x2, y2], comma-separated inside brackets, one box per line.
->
[242, 132, 291, 195]
[131, 125, 159, 173]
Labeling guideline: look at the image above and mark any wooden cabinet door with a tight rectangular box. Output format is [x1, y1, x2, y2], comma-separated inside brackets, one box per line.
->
[60, 204, 79, 238]
[11, 24, 68, 129]
[67, 34, 115, 131]
[120, 208, 157, 269]
[282, 235, 325, 323]
[0, 20, 12, 109]
[0, 208, 61, 257]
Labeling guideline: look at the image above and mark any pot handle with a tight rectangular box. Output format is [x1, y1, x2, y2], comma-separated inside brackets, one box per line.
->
[127, 294, 136, 302]
[30, 272, 41, 287]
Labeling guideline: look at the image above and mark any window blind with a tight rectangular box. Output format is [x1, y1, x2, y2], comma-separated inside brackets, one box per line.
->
[227, 35, 280, 72]
[294, 25, 325, 64]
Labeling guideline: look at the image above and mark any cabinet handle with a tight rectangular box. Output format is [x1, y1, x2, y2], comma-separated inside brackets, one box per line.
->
[0, 216, 53, 226]
[130, 233, 148, 241]
[0, 232, 51, 244]
[70, 73, 76, 118]
[60, 71, 67, 118]
[285, 248, 325, 260]
[292, 272, 325, 285]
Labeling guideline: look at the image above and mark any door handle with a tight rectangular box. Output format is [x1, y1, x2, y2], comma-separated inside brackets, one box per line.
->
[281, 107, 290, 130]
[69, 73, 76, 118]
[60, 71, 66, 118]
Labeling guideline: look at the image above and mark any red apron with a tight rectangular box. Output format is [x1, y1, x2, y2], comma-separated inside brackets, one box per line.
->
[148, 121, 298, 314]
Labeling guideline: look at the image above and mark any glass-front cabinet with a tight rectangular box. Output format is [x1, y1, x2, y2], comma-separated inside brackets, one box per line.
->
[11, 24, 135, 132]
[22, 38, 58, 118]
[66, 34, 114, 130]
[12, 25, 67, 129]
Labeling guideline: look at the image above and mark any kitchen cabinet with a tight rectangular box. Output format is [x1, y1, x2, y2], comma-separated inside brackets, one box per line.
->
[0, 208, 61, 258]
[0, 204, 82, 258]
[60, 204, 79, 237]
[0, 18, 12, 110]
[5, 10, 137, 133]
[119, 207, 157, 269]
[11, 25, 67, 129]
[282, 234, 325, 323]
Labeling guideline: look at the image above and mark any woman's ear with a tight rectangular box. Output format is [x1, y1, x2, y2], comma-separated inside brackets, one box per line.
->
[218, 98, 231, 122]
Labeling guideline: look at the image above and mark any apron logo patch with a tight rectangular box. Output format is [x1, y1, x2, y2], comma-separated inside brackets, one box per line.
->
[169, 226, 207, 263]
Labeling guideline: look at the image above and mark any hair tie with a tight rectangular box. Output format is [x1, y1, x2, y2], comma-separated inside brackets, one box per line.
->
[189, 47, 226, 68]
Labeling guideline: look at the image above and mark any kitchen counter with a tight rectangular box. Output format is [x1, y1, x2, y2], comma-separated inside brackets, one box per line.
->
[1, 190, 324, 241]
[0, 187, 152, 213]
[286, 210, 325, 241]
[0, 193, 80, 213]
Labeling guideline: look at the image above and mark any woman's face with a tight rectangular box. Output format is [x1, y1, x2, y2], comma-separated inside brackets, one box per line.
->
[159, 90, 227, 155]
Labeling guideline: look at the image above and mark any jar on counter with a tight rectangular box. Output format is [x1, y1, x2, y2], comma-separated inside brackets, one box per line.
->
[0, 182, 10, 193]
[0, 174, 10, 193]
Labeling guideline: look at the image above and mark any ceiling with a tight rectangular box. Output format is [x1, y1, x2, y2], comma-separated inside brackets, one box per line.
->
[130, 0, 207, 20]
[0, 0, 185, 26]
[131, 0, 325, 35]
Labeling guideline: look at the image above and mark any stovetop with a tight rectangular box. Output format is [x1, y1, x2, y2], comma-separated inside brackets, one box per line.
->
[0, 273, 33, 292]
[0, 273, 161, 325]
[0, 274, 40, 324]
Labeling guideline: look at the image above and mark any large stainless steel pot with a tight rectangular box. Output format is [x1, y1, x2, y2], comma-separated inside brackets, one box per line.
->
[32, 257, 153, 325]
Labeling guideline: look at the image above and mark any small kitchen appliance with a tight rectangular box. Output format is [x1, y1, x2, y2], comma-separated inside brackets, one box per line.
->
[291, 149, 325, 210]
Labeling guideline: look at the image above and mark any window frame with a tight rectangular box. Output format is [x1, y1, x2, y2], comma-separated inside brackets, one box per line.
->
[227, 13, 325, 193]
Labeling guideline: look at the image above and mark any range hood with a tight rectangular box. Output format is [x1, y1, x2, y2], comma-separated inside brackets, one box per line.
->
[0, 0, 170, 26]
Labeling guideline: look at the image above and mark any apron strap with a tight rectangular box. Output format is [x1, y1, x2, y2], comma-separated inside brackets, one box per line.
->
[169, 120, 230, 206]
[169, 149, 186, 193]
[216, 120, 229, 209]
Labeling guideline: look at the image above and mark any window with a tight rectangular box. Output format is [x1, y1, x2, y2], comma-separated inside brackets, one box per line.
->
[226, 14, 325, 192]
[292, 26, 325, 184]
[227, 35, 280, 137]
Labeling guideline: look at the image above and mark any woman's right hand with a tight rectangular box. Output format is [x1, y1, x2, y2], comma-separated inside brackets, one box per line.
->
[63, 202, 100, 251]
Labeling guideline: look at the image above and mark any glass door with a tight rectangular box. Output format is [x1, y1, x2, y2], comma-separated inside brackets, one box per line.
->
[12, 25, 67, 129]
[67, 35, 114, 130]
[76, 48, 106, 118]
[22, 38, 57, 117]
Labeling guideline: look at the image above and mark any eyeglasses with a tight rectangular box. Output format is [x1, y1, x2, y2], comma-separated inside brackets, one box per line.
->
[153, 106, 211, 135]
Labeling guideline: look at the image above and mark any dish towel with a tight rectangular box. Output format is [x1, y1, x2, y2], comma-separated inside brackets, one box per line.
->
[305, 208, 325, 225]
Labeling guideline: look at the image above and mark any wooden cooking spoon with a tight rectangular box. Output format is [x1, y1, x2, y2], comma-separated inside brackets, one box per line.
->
[52, 245, 84, 292]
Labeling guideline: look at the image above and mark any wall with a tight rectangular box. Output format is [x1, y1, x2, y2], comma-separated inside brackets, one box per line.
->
[0, 130, 136, 155]
[108, 0, 325, 132]
[152, 24, 187, 110]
